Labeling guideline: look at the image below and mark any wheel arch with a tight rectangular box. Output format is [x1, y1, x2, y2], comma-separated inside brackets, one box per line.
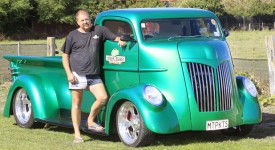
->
[104, 84, 179, 135]
[236, 76, 262, 124]
[108, 99, 127, 134]
[3, 75, 59, 119]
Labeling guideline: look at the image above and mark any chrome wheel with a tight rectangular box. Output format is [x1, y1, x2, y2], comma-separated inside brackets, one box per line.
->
[12, 88, 44, 128]
[116, 101, 155, 147]
[14, 88, 32, 124]
[117, 101, 140, 145]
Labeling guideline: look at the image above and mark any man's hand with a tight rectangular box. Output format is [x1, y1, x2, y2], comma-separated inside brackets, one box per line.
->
[115, 37, 126, 47]
[118, 40, 126, 47]
[68, 73, 77, 84]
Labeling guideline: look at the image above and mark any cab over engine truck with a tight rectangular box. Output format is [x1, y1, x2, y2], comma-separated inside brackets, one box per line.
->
[3, 8, 261, 147]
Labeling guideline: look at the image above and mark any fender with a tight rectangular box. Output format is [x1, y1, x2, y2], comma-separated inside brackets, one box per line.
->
[236, 76, 262, 124]
[3, 75, 59, 119]
[104, 84, 180, 135]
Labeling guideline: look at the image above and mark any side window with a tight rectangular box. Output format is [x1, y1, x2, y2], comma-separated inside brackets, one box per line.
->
[103, 20, 133, 37]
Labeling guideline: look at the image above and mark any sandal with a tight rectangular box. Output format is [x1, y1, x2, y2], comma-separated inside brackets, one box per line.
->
[73, 137, 84, 144]
[87, 123, 105, 133]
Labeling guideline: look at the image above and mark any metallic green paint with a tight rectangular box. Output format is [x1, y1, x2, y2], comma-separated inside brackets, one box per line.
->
[236, 76, 262, 124]
[3, 8, 261, 137]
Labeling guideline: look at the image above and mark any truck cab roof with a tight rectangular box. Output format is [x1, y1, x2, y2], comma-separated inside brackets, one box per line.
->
[96, 8, 219, 23]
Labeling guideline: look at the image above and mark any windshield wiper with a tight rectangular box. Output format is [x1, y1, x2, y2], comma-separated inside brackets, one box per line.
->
[168, 36, 187, 41]
[190, 35, 210, 38]
[168, 35, 210, 41]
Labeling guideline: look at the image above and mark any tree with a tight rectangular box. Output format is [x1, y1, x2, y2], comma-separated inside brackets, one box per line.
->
[127, 0, 165, 8]
[83, 0, 116, 19]
[1, 0, 274, 38]
[36, 0, 75, 24]
[221, 0, 274, 29]
[170, 0, 225, 17]
[35, 0, 123, 25]
[221, 0, 274, 18]
[0, 0, 33, 35]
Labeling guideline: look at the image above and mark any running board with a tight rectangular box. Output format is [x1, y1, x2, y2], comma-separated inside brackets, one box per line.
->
[35, 118, 108, 136]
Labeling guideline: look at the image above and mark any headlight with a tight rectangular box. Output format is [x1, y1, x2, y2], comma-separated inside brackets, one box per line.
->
[143, 85, 163, 106]
[243, 77, 257, 97]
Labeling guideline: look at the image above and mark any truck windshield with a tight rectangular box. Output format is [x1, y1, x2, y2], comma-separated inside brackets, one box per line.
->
[141, 18, 221, 41]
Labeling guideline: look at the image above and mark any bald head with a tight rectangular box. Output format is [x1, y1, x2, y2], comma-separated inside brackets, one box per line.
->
[75, 9, 92, 32]
[75, 9, 90, 21]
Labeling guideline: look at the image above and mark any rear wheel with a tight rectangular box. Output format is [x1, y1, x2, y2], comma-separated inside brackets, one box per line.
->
[116, 101, 155, 147]
[12, 88, 44, 128]
[221, 125, 254, 136]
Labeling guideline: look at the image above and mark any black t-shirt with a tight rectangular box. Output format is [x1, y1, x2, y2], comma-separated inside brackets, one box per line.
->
[61, 25, 116, 75]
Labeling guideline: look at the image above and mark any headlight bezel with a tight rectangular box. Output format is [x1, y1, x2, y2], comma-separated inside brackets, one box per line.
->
[143, 85, 163, 106]
[242, 77, 257, 97]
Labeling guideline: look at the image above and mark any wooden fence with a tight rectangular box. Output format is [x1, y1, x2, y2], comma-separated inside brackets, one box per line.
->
[0, 37, 56, 83]
[266, 35, 275, 96]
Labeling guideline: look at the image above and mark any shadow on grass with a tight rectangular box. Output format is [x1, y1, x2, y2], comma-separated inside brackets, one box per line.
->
[247, 112, 275, 139]
[27, 120, 275, 147]
[24, 123, 122, 143]
[153, 131, 240, 146]
[150, 112, 275, 146]
[9, 111, 275, 147]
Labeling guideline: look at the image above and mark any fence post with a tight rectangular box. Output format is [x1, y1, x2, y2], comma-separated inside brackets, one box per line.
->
[17, 41, 20, 56]
[1, 74, 3, 84]
[47, 37, 56, 56]
[266, 35, 275, 96]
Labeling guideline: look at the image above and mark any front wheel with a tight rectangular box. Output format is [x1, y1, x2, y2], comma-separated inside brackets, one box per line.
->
[221, 125, 254, 136]
[12, 88, 44, 128]
[116, 101, 155, 147]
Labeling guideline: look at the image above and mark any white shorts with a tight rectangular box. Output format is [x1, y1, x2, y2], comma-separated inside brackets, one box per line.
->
[69, 72, 103, 90]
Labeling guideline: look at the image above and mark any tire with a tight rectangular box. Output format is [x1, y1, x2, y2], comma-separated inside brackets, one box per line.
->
[12, 88, 44, 128]
[221, 125, 254, 136]
[116, 101, 155, 147]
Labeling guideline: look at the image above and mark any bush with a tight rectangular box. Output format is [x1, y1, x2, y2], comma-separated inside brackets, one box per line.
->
[0, 33, 6, 41]
[258, 95, 275, 106]
[235, 71, 275, 106]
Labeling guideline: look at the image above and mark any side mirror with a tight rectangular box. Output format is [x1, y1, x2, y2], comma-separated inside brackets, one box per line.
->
[120, 34, 135, 42]
[223, 29, 229, 37]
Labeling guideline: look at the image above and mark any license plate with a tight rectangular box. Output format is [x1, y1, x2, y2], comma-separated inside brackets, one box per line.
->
[206, 119, 229, 131]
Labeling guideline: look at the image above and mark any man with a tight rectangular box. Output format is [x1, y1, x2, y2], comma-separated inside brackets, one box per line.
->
[61, 9, 126, 144]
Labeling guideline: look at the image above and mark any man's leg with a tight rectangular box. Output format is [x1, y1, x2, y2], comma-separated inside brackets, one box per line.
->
[71, 89, 83, 138]
[87, 83, 108, 128]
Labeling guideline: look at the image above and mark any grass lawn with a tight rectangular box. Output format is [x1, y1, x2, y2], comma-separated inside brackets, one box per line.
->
[227, 30, 275, 59]
[1, 108, 275, 149]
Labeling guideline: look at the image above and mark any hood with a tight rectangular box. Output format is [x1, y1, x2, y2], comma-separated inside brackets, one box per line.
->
[177, 39, 230, 61]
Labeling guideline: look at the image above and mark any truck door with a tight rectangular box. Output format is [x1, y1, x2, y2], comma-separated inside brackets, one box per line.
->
[102, 20, 139, 95]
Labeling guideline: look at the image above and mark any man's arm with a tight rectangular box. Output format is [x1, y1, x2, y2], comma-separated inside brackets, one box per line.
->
[101, 26, 126, 47]
[62, 53, 76, 83]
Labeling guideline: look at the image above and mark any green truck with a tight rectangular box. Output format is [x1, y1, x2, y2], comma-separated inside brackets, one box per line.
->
[3, 8, 261, 147]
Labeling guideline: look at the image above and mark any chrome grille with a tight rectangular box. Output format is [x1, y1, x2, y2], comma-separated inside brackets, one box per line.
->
[217, 61, 232, 111]
[187, 61, 232, 112]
